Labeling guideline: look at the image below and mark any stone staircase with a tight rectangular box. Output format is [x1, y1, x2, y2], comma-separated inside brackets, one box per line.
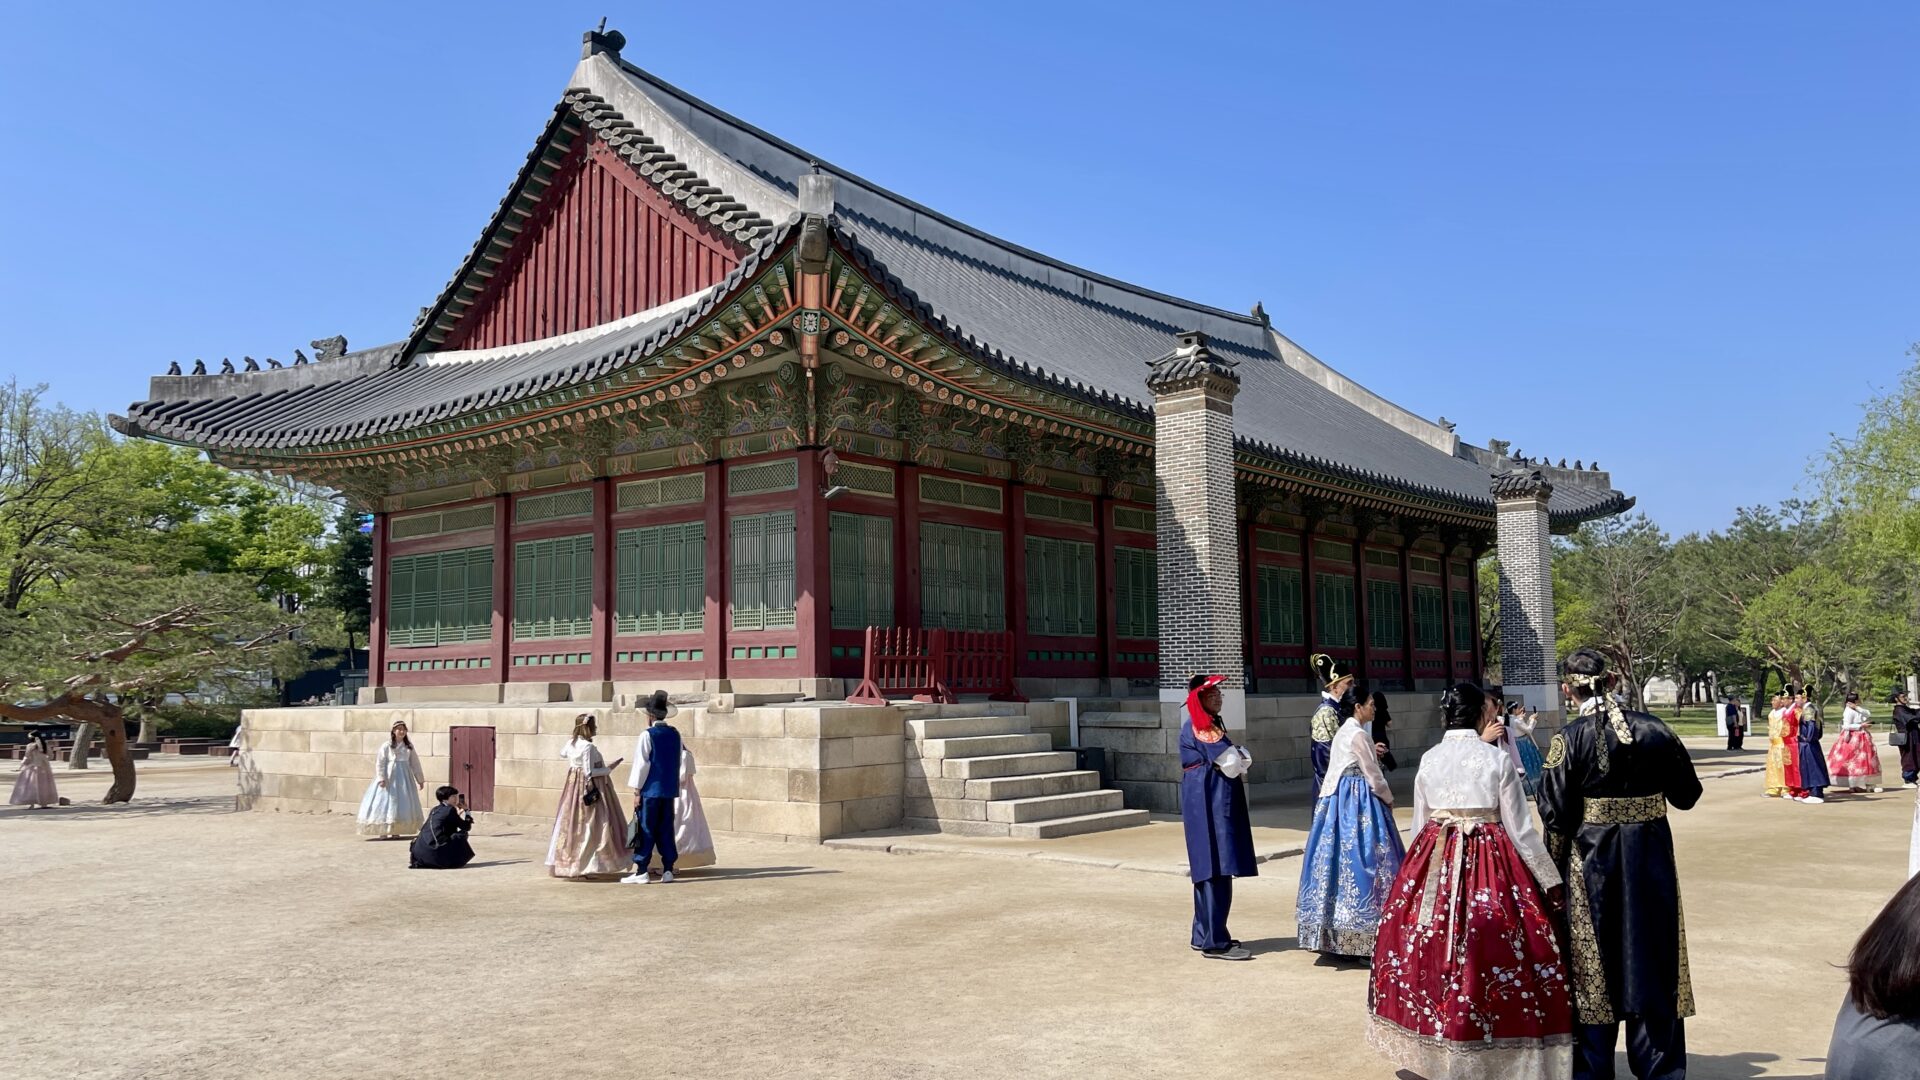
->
[902, 703, 1149, 839]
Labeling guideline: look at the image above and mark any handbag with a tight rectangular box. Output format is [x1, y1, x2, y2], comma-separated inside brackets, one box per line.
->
[1892, 730, 1909, 748]
[583, 782, 600, 807]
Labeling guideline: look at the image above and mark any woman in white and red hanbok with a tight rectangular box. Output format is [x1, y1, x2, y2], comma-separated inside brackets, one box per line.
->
[1368, 682, 1572, 1079]
[1828, 692, 1883, 793]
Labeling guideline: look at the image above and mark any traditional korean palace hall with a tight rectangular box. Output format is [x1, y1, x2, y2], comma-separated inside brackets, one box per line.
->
[116, 30, 1632, 837]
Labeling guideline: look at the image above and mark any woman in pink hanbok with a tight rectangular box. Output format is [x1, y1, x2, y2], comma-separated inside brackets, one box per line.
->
[546, 714, 629, 878]
[9, 733, 59, 808]
[1828, 692, 1883, 793]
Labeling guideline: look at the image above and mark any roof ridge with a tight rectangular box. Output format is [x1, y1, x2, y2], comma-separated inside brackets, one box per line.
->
[609, 57, 1273, 334]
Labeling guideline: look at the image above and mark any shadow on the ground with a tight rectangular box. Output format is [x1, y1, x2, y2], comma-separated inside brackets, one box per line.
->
[677, 865, 838, 881]
[1238, 936, 1300, 957]
[1682, 1050, 1819, 1079]
[0, 794, 235, 821]
[465, 859, 532, 869]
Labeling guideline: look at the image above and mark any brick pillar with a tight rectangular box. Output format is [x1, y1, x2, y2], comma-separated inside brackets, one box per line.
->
[1493, 469, 1556, 712]
[1148, 331, 1244, 730]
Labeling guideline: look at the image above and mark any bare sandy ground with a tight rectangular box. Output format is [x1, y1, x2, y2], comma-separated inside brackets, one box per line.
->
[0, 748, 1898, 1079]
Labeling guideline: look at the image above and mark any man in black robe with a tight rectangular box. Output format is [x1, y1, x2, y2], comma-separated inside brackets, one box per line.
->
[410, 785, 476, 869]
[1894, 689, 1920, 788]
[1540, 648, 1703, 1080]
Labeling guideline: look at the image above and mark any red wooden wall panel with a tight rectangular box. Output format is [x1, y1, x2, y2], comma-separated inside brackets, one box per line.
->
[440, 141, 743, 351]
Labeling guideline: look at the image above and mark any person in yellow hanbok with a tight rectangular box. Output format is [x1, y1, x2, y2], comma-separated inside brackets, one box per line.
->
[1764, 693, 1791, 798]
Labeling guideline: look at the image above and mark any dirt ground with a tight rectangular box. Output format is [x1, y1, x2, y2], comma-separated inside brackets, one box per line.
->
[1, 747, 1901, 1080]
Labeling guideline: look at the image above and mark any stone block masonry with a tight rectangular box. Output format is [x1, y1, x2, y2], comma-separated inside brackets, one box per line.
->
[1494, 470, 1558, 713]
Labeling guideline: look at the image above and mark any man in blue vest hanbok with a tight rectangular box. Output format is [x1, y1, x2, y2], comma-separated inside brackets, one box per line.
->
[622, 690, 683, 884]
[1180, 673, 1257, 960]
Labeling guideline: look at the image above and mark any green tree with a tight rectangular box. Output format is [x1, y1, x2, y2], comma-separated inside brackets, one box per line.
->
[1553, 513, 1682, 709]
[320, 505, 372, 653]
[0, 555, 297, 802]
[1667, 502, 1833, 702]
[1738, 560, 1910, 700]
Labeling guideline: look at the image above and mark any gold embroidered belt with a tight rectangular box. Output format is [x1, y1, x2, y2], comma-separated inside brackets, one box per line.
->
[1417, 808, 1501, 966]
[1583, 793, 1667, 825]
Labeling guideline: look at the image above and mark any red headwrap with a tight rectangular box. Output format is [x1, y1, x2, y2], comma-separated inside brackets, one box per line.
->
[1187, 674, 1228, 740]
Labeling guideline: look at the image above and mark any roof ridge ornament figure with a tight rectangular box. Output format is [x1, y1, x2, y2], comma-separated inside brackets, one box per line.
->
[220, 358, 235, 374]
[191, 359, 206, 375]
[166, 361, 181, 375]
[243, 356, 260, 372]
[292, 348, 309, 366]
[310, 336, 348, 362]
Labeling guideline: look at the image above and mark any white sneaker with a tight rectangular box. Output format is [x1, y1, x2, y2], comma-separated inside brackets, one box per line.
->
[1806, 796, 1826, 804]
[660, 870, 675, 883]
[619, 871, 650, 885]
[1875, 786, 1885, 793]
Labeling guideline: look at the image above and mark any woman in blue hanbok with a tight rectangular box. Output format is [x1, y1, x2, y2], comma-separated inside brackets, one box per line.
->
[1298, 691, 1405, 958]
[1180, 673, 1257, 961]
[1507, 701, 1545, 797]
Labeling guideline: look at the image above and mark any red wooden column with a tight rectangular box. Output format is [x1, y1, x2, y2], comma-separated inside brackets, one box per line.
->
[794, 451, 832, 681]
[1302, 519, 1320, 662]
[1466, 553, 1485, 683]
[1399, 536, 1417, 686]
[1005, 480, 1029, 679]
[1096, 494, 1120, 692]
[897, 463, 922, 630]
[489, 494, 512, 678]
[1352, 521, 1371, 677]
[589, 477, 613, 686]
[368, 511, 388, 689]
[1439, 545, 1458, 681]
[701, 461, 727, 686]
[1240, 517, 1260, 692]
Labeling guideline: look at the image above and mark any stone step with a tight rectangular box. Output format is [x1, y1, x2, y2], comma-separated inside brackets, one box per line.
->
[906, 715, 1032, 742]
[942, 751, 1077, 780]
[1078, 711, 1161, 729]
[1006, 808, 1151, 840]
[985, 788, 1125, 824]
[916, 733, 1051, 761]
[901, 816, 1012, 838]
[897, 702, 1027, 721]
[964, 769, 1100, 801]
[1076, 699, 1163, 715]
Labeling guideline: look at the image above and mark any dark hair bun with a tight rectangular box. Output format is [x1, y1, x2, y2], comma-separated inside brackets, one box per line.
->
[1440, 683, 1488, 729]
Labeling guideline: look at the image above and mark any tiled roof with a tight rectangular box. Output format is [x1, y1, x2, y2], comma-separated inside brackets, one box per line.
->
[114, 225, 795, 451]
[117, 50, 1632, 527]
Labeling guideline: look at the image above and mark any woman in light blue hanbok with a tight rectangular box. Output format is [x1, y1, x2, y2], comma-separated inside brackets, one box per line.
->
[1507, 701, 1545, 797]
[1297, 692, 1405, 958]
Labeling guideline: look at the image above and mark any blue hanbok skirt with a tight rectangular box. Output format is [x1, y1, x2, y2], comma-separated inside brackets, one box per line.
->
[1297, 770, 1406, 958]
[1517, 736, 1544, 796]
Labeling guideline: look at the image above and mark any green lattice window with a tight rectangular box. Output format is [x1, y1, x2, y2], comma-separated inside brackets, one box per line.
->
[387, 546, 493, 647]
[731, 511, 796, 631]
[1315, 572, 1357, 649]
[1256, 565, 1305, 646]
[1025, 535, 1096, 637]
[514, 534, 594, 640]
[1114, 545, 1157, 639]
[830, 512, 894, 631]
[615, 522, 704, 635]
[1452, 589, 1474, 651]
[1413, 585, 1445, 651]
[920, 522, 1004, 631]
[1368, 578, 1405, 651]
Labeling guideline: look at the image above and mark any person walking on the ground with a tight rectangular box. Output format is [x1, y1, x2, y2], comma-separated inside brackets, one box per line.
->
[355, 721, 426, 838]
[8, 732, 59, 808]
[1309, 654, 1355, 794]
[1179, 673, 1256, 961]
[1892, 689, 1919, 789]
[1828, 692, 1883, 794]
[1367, 682, 1571, 1079]
[1297, 688, 1404, 959]
[546, 714, 627, 879]
[410, 786, 476, 869]
[1724, 699, 1745, 751]
[1824, 873, 1920, 1079]
[1796, 688, 1831, 804]
[1540, 648, 1703, 1080]
[622, 691, 715, 883]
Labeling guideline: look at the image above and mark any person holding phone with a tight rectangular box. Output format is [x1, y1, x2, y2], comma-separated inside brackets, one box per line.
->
[409, 786, 475, 869]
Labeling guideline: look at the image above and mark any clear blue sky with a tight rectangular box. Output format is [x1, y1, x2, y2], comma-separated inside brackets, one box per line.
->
[3, 3, 1913, 536]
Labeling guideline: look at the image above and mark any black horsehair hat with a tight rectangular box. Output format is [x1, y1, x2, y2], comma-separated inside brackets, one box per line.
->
[642, 690, 678, 720]
[1311, 653, 1355, 688]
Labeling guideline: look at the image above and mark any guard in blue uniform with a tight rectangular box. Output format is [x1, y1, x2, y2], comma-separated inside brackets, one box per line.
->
[1179, 673, 1257, 960]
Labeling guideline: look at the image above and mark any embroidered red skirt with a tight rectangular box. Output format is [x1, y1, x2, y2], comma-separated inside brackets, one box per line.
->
[1367, 817, 1573, 1080]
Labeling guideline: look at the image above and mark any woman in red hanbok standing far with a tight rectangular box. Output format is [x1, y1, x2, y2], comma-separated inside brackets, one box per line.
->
[1828, 691, 1883, 793]
[1367, 682, 1573, 1079]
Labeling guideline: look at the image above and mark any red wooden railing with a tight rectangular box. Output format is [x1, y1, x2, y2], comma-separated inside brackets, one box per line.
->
[847, 627, 1026, 706]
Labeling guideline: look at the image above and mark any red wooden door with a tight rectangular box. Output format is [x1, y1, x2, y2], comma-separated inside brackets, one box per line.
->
[449, 726, 497, 812]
